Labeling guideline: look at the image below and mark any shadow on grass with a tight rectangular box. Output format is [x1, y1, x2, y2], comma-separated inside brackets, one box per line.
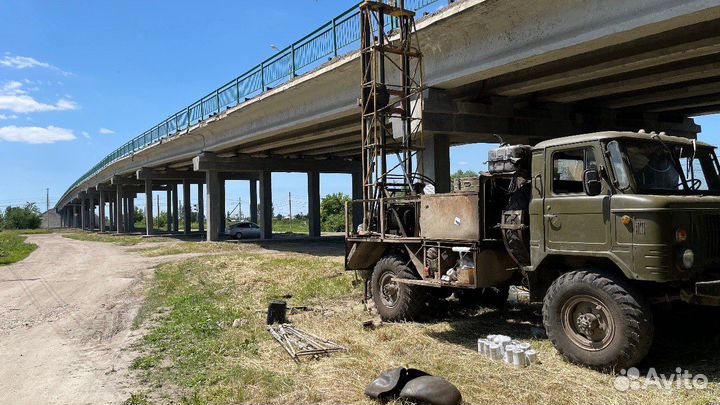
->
[426, 302, 720, 381]
[254, 237, 345, 257]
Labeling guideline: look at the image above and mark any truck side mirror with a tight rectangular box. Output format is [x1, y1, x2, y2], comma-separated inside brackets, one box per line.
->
[583, 168, 602, 196]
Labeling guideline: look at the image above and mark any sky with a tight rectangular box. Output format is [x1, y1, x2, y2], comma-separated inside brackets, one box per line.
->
[0, 1, 719, 217]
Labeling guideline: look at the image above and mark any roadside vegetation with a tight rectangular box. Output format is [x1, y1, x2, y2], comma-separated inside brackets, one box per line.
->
[61, 231, 164, 246]
[0, 230, 45, 265]
[0, 204, 46, 265]
[128, 242, 720, 404]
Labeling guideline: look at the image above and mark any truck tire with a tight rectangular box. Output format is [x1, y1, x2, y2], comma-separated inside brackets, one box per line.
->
[457, 286, 509, 308]
[543, 269, 654, 370]
[371, 256, 425, 321]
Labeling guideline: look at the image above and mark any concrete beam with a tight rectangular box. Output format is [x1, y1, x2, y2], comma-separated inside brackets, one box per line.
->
[111, 175, 142, 186]
[607, 79, 720, 109]
[193, 152, 360, 173]
[541, 61, 720, 103]
[240, 122, 359, 154]
[137, 168, 206, 181]
[490, 35, 720, 96]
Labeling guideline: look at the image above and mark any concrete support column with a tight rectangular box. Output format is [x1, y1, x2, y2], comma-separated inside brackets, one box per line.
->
[250, 179, 258, 224]
[352, 171, 363, 231]
[145, 179, 154, 236]
[421, 134, 451, 193]
[307, 171, 321, 237]
[128, 195, 135, 232]
[110, 199, 115, 231]
[89, 196, 96, 231]
[172, 184, 179, 233]
[116, 186, 124, 234]
[260, 171, 273, 239]
[183, 179, 191, 234]
[219, 178, 226, 235]
[99, 192, 106, 232]
[166, 189, 172, 232]
[72, 205, 77, 228]
[197, 183, 205, 233]
[80, 197, 86, 230]
[205, 171, 222, 241]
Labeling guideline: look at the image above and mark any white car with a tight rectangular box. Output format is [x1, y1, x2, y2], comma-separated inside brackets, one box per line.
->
[225, 222, 261, 239]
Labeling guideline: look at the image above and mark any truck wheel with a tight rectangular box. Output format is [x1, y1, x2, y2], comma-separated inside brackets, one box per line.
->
[457, 286, 509, 308]
[543, 270, 654, 370]
[371, 256, 425, 321]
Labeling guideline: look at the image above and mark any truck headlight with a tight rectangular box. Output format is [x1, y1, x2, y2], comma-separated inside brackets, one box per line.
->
[675, 228, 688, 243]
[681, 249, 695, 269]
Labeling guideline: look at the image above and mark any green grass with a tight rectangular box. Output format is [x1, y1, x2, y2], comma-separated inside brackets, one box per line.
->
[271, 218, 309, 235]
[129, 245, 720, 405]
[0, 230, 41, 265]
[61, 232, 165, 246]
[130, 252, 353, 403]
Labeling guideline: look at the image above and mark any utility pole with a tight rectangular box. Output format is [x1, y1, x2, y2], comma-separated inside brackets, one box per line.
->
[239, 195, 243, 221]
[46, 188, 50, 230]
[288, 192, 292, 232]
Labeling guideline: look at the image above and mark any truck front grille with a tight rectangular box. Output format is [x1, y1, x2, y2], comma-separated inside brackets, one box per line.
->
[697, 214, 720, 261]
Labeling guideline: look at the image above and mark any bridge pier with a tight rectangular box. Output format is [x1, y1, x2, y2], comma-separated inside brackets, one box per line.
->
[99, 191, 106, 232]
[145, 179, 154, 236]
[128, 194, 135, 232]
[259, 171, 272, 240]
[307, 171, 320, 237]
[80, 194, 86, 230]
[205, 170, 222, 242]
[171, 184, 179, 233]
[197, 183, 204, 233]
[182, 179, 191, 235]
[249, 179, 257, 224]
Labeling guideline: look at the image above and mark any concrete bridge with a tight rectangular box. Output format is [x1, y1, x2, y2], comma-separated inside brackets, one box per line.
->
[56, 0, 720, 240]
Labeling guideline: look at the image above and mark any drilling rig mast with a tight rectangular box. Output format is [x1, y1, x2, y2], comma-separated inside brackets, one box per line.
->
[359, 0, 426, 236]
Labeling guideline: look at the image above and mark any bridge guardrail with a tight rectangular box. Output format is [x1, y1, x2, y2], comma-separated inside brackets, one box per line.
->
[58, 0, 444, 207]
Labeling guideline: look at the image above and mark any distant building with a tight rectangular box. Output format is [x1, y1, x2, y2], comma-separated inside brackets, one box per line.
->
[41, 210, 61, 229]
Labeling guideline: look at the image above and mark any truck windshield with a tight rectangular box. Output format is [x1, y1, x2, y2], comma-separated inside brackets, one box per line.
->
[608, 139, 720, 195]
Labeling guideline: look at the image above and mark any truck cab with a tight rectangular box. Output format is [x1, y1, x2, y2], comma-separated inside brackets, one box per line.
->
[345, 130, 720, 369]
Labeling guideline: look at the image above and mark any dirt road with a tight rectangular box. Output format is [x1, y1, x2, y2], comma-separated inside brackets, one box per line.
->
[0, 234, 156, 405]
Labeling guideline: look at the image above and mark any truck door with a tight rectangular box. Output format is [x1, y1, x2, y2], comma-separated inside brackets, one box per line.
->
[544, 145, 610, 252]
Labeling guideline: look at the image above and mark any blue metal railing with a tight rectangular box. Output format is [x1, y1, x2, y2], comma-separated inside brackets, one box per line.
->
[58, 0, 444, 207]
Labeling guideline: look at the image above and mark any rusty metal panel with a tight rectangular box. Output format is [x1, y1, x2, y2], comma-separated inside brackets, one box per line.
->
[420, 193, 480, 240]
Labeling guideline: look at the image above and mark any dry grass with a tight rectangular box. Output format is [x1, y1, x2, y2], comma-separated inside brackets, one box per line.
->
[129, 244, 720, 405]
[132, 241, 259, 257]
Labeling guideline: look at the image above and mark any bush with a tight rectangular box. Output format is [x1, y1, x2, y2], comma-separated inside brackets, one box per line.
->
[1, 203, 42, 230]
[320, 192, 350, 232]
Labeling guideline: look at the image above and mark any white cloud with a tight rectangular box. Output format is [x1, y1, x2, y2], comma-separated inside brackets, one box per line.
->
[98, 127, 115, 135]
[0, 114, 18, 120]
[0, 55, 72, 76]
[81, 131, 90, 139]
[0, 80, 79, 113]
[0, 125, 76, 144]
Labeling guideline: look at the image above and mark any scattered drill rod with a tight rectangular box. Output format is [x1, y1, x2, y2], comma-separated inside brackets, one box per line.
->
[268, 323, 346, 363]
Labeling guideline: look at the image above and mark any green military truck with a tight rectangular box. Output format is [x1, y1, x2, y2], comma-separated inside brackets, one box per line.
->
[345, 130, 720, 369]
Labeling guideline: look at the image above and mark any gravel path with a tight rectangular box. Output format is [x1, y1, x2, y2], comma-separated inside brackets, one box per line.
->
[0, 234, 157, 405]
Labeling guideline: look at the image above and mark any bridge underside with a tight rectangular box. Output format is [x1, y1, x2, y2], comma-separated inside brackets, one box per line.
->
[57, 0, 720, 241]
